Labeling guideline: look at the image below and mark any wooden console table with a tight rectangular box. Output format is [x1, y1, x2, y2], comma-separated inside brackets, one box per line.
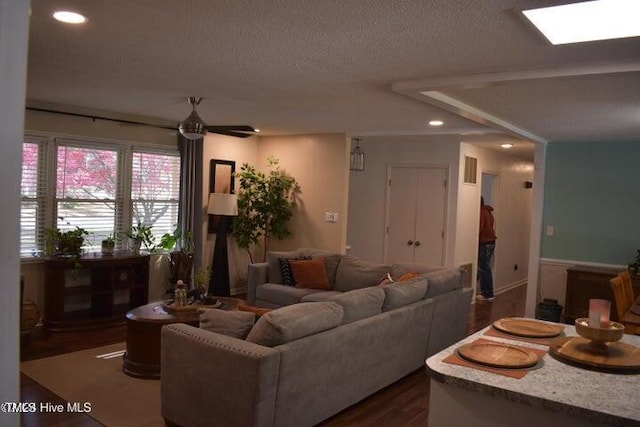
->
[564, 265, 640, 324]
[44, 252, 150, 331]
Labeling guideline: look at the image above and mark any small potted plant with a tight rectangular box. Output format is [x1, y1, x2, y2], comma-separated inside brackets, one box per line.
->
[628, 249, 640, 276]
[126, 222, 155, 255]
[45, 226, 89, 256]
[101, 233, 116, 255]
[157, 226, 195, 287]
[193, 267, 212, 301]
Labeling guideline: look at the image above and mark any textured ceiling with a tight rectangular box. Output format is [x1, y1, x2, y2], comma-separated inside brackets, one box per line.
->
[26, 0, 640, 160]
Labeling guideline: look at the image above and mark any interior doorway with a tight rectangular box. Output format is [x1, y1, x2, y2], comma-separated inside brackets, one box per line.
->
[478, 172, 498, 296]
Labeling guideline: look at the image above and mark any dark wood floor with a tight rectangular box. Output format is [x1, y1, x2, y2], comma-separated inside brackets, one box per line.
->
[20, 285, 526, 426]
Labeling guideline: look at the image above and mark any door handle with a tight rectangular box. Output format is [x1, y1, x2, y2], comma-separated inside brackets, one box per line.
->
[407, 240, 414, 246]
[414, 241, 421, 247]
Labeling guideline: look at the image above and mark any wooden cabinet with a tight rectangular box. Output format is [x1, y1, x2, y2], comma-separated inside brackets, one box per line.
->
[564, 266, 640, 324]
[44, 252, 150, 330]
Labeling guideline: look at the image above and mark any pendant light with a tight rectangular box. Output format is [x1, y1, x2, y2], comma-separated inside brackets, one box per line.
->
[350, 137, 365, 171]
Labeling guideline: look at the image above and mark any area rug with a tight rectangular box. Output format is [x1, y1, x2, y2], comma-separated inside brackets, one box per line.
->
[20, 343, 163, 427]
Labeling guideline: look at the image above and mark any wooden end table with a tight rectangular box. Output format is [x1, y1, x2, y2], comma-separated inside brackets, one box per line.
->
[122, 296, 240, 379]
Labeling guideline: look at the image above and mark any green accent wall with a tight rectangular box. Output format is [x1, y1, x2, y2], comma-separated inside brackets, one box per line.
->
[542, 141, 640, 265]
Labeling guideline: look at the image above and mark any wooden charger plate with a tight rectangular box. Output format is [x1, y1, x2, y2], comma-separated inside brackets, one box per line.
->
[549, 337, 640, 374]
[457, 342, 539, 369]
[493, 317, 564, 338]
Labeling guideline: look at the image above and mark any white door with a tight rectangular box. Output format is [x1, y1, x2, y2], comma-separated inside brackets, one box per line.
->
[385, 166, 447, 266]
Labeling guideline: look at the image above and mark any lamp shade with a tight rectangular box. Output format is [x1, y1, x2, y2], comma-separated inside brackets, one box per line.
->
[207, 193, 238, 216]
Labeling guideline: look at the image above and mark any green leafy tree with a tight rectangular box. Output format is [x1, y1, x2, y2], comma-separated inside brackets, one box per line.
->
[231, 157, 299, 263]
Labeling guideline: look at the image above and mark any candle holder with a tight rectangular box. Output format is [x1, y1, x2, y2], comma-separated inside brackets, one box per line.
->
[575, 318, 625, 354]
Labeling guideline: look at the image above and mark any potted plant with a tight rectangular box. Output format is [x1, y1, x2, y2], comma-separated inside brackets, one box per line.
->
[193, 267, 212, 301]
[44, 226, 89, 256]
[157, 226, 195, 286]
[101, 232, 116, 255]
[231, 156, 299, 262]
[628, 249, 640, 276]
[126, 222, 155, 255]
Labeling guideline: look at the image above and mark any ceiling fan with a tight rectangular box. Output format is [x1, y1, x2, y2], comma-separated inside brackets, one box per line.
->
[178, 96, 257, 140]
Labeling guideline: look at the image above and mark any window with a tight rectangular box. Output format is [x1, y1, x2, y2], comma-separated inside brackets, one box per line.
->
[131, 150, 181, 237]
[56, 143, 123, 246]
[19, 135, 180, 257]
[20, 138, 47, 256]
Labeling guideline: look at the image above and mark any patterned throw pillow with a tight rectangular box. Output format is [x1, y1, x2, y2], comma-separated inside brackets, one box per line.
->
[278, 256, 312, 286]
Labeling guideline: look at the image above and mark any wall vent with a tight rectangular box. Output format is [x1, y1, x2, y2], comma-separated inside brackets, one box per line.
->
[464, 156, 477, 184]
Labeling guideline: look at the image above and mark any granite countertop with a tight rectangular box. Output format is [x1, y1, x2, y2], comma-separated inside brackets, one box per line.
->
[426, 322, 640, 427]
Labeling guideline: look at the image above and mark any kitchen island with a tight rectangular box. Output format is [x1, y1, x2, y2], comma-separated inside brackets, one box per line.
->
[426, 323, 640, 427]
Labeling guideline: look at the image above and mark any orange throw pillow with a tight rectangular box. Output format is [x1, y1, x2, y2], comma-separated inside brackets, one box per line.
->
[397, 272, 419, 282]
[237, 303, 273, 317]
[289, 257, 332, 290]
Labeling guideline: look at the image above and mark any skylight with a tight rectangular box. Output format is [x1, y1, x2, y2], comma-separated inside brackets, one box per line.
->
[522, 0, 640, 45]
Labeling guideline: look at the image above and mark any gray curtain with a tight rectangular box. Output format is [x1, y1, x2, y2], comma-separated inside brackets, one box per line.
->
[178, 135, 203, 276]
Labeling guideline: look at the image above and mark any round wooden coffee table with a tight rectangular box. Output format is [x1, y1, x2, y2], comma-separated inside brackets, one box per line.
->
[122, 297, 240, 379]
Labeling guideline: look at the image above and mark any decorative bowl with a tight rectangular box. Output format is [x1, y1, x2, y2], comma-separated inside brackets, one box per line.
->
[575, 318, 625, 353]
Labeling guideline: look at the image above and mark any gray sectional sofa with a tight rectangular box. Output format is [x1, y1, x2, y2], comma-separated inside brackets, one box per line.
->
[161, 249, 472, 427]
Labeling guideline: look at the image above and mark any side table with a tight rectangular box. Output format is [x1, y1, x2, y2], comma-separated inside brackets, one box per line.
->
[122, 297, 240, 379]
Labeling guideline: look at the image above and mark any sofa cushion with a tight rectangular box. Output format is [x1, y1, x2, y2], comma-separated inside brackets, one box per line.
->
[381, 276, 429, 311]
[335, 255, 391, 292]
[290, 257, 331, 290]
[300, 291, 344, 302]
[267, 250, 301, 284]
[423, 267, 462, 299]
[331, 287, 385, 324]
[278, 256, 311, 286]
[199, 309, 256, 339]
[299, 248, 342, 287]
[391, 262, 444, 280]
[256, 283, 324, 307]
[246, 302, 343, 347]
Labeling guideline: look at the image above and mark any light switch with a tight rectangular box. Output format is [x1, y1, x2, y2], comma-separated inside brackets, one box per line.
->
[332, 212, 339, 222]
[546, 226, 554, 236]
[325, 212, 333, 222]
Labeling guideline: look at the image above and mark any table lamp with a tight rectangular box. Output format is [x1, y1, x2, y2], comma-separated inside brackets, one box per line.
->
[207, 193, 238, 296]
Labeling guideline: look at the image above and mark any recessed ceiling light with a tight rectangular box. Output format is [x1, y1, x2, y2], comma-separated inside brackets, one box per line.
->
[522, 0, 640, 45]
[500, 143, 513, 149]
[429, 120, 444, 127]
[53, 10, 87, 24]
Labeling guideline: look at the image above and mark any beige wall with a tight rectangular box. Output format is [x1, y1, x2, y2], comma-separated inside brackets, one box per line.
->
[256, 133, 349, 254]
[201, 133, 259, 294]
[25, 109, 177, 147]
[347, 138, 461, 264]
[200, 132, 349, 295]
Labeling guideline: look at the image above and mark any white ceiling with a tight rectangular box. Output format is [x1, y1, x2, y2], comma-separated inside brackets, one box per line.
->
[26, 1, 640, 161]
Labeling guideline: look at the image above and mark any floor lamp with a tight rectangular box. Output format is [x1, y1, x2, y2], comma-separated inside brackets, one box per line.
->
[207, 193, 238, 297]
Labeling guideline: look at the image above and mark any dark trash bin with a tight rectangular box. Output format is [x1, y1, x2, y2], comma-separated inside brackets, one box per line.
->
[535, 298, 563, 322]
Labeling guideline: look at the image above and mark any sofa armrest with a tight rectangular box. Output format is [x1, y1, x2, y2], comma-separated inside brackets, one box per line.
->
[161, 324, 281, 427]
[247, 262, 269, 305]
